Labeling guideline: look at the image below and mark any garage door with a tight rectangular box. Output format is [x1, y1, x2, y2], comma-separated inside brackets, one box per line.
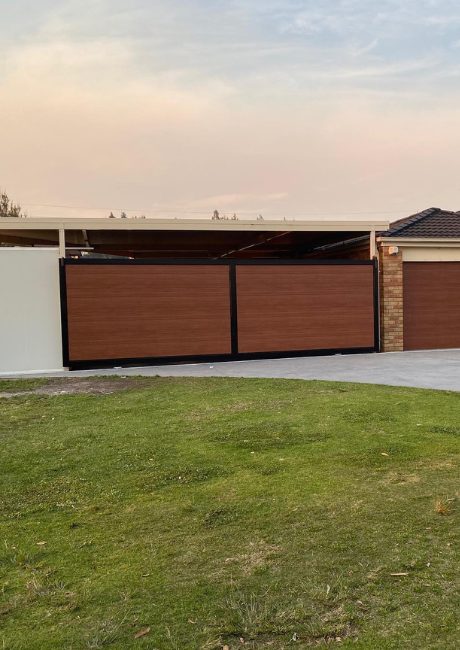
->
[61, 259, 378, 369]
[404, 262, 460, 350]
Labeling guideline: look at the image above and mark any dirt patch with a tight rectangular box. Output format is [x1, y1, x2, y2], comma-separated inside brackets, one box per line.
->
[0, 377, 145, 398]
[222, 623, 357, 648]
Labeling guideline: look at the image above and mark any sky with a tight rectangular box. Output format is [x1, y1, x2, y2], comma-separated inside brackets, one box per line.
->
[1, 0, 460, 220]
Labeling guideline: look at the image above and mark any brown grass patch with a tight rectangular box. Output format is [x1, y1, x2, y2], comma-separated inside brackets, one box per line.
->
[383, 472, 421, 486]
[0, 377, 147, 398]
[434, 498, 451, 516]
[224, 541, 281, 576]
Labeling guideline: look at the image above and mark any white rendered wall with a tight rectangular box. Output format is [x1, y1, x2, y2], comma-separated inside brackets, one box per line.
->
[0, 248, 63, 374]
[402, 246, 460, 262]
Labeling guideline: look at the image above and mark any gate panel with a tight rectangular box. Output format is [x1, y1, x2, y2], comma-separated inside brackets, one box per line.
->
[64, 263, 232, 363]
[404, 262, 460, 350]
[236, 263, 376, 354]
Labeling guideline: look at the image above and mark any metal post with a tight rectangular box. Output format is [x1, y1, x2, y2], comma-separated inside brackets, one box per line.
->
[59, 228, 66, 258]
[370, 230, 377, 259]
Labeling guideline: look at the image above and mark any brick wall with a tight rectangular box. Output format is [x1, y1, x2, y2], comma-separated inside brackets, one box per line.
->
[379, 245, 404, 351]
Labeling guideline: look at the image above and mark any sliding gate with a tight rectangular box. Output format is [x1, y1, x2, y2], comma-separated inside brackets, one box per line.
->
[61, 258, 378, 369]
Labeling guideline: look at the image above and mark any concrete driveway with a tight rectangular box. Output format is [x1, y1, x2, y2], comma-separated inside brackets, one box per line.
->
[5, 349, 460, 391]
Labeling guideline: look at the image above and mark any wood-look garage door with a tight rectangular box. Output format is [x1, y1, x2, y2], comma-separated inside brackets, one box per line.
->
[404, 262, 460, 350]
[63, 262, 232, 364]
[236, 264, 376, 353]
[62, 259, 378, 369]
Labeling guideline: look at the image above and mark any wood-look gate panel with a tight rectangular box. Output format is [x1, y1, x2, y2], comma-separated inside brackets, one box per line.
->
[65, 264, 232, 362]
[236, 264, 375, 353]
[403, 262, 460, 350]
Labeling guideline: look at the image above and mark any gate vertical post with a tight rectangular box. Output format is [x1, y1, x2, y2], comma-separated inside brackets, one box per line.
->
[373, 258, 381, 352]
[59, 258, 70, 368]
[229, 261, 239, 357]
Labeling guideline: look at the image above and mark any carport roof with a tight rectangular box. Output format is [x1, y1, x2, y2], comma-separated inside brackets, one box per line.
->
[0, 216, 388, 258]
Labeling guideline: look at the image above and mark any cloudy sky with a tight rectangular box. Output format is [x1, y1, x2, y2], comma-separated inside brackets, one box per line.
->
[1, 0, 460, 220]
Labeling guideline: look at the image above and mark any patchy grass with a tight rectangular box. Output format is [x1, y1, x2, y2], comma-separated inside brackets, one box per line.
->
[0, 376, 458, 649]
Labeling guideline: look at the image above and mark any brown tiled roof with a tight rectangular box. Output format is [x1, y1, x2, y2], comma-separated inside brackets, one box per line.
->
[385, 208, 460, 238]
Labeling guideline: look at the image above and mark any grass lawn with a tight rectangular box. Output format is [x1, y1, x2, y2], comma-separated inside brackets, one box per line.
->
[0, 376, 459, 649]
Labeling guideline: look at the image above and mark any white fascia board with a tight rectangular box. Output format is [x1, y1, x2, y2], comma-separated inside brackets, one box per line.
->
[379, 237, 460, 247]
[0, 217, 389, 233]
[1, 246, 60, 251]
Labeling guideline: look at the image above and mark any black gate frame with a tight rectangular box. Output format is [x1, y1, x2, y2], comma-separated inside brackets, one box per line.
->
[60, 258, 380, 370]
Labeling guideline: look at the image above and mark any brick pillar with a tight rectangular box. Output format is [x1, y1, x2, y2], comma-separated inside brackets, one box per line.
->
[379, 245, 404, 352]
